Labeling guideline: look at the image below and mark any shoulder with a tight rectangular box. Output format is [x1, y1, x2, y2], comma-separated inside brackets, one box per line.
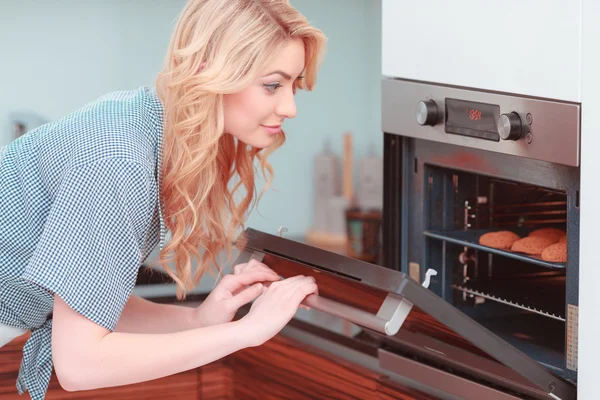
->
[34, 86, 164, 174]
[83, 86, 163, 131]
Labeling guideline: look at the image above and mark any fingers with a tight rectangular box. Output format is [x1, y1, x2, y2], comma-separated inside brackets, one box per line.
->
[233, 270, 280, 287]
[274, 275, 316, 287]
[288, 277, 318, 306]
[294, 276, 319, 311]
[221, 269, 280, 294]
[233, 259, 277, 276]
[269, 275, 317, 305]
[230, 282, 264, 309]
[233, 262, 247, 275]
[240, 275, 318, 310]
[268, 274, 308, 290]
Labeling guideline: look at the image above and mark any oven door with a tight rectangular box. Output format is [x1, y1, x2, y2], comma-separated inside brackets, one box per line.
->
[236, 228, 576, 400]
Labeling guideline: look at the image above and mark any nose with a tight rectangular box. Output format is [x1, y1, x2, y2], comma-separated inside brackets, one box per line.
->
[275, 89, 297, 119]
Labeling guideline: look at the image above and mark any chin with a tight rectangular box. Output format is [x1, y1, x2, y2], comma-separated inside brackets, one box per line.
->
[245, 134, 279, 149]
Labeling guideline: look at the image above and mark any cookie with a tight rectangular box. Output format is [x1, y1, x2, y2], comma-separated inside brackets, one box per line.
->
[528, 227, 566, 243]
[479, 231, 520, 250]
[541, 242, 567, 263]
[510, 236, 556, 255]
[559, 235, 567, 244]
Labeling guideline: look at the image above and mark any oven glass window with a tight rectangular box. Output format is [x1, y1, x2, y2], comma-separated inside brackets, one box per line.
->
[423, 165, 569, 377]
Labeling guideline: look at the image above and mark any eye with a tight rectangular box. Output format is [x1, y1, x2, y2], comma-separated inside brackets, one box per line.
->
[263, 83, 282, 93]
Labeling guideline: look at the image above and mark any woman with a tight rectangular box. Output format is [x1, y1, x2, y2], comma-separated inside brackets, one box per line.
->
[0, 0, 326, 398]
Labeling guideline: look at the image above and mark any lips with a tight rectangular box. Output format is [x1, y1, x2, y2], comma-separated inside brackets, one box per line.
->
[261, 124, 282, 135]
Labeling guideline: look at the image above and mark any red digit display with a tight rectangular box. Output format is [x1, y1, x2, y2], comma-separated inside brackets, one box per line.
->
[466, 107, 482, 120]
[447, 98, 500, 137]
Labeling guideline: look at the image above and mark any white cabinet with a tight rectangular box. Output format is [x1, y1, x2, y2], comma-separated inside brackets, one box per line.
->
[381, 0, 581, 102]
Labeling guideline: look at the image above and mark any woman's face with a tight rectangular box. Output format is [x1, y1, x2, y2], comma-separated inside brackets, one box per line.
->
[223, 38, 305, 148]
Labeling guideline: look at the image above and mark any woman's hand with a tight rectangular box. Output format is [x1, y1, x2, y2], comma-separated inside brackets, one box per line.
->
[194, 259, 280, 327]
[239, 275, 318, 347]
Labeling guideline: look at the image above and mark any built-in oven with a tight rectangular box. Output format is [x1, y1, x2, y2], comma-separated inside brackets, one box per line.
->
[381, 78, 580, 387]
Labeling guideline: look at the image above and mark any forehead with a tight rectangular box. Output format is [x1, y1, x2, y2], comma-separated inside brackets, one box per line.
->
[262, 38, 305, 76]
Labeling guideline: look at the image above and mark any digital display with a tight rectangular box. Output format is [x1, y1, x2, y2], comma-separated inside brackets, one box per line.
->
[445, 98, 501, 141]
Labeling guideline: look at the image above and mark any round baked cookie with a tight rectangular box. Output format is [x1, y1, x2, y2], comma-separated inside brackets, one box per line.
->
[479, 231, 520, 250]
[541, 242, 567, 263]
[528, 227, 566, 243]
[559, 235, 567, 244]
[510, 236, 556, 255]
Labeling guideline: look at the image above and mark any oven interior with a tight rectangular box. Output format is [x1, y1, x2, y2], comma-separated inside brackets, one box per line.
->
[422, 164, 572, 379]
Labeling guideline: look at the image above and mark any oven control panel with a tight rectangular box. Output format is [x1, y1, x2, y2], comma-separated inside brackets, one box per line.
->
[383, 79, 581, 167]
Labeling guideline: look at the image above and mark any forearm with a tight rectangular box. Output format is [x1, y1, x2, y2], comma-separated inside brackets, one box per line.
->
[59, 320, 250, 391]
[115, 295, 201, 334]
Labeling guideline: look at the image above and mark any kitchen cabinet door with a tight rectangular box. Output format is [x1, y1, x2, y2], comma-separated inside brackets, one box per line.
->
[197, 361, 233, 399]
[0, 334, 200, 400]
[1, 331, 433, 399]
[377, 377, 437, 400]
[231, 334, 379, 399]
[45, 370, 199, 400]
[382, 0, 582, 102]
[231, 334, 432, 399]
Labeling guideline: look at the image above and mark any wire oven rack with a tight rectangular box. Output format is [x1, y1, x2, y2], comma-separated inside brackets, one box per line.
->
[424, 229, 566, 269]
[452, 275, 566, 321]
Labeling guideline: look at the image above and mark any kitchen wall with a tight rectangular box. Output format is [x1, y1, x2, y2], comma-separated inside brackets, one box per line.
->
[0, 0, 382, 238]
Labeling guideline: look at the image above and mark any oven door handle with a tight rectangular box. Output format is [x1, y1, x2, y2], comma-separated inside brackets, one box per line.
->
[301, 293, 414, 336]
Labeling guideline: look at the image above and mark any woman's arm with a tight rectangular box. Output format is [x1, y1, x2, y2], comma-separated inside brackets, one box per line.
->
[52, 275, 317, 392]
[114, 295, 202, 334]
[114, 259, 281, 334]
[52, 295, 249, 391]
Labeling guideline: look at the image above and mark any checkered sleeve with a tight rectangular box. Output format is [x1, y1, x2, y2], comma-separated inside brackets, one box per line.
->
[21, 158, 157, 331]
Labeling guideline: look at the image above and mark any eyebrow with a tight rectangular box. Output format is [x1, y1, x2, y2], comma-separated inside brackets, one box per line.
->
[262, 70, 294, 80]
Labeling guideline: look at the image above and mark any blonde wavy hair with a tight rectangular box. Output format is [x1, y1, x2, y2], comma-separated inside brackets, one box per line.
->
[155, 0, 326, 298]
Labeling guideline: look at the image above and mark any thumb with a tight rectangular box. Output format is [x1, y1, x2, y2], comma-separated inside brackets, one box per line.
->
[231, 283, 264, 309]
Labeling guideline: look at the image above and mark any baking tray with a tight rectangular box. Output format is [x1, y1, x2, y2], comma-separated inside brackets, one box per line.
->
[424, 229, 566, 269]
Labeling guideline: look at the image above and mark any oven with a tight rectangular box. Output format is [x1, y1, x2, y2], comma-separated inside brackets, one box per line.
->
[381, 78, 580, 386]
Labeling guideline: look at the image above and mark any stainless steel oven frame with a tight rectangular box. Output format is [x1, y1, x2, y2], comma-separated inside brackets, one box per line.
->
[381, 78, 580, 384]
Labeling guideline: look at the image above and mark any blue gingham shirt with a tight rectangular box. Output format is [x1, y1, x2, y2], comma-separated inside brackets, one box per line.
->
[0, 87, 167, 399]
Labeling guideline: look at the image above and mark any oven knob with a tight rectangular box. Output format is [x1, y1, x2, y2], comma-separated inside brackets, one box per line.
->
[498, 112, 522, 140]
[416, 100, 438, 126]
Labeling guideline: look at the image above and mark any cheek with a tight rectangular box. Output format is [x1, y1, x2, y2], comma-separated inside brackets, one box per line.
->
[224, 88, 271, 132]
